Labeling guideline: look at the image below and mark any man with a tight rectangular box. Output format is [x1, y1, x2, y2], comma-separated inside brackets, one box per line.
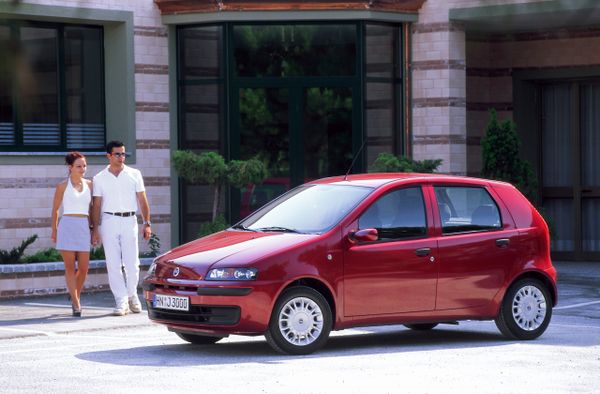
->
[91, 141, 152, 316]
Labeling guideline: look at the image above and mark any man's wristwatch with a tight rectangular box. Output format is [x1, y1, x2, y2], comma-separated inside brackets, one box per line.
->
[143, 221, 151, 226]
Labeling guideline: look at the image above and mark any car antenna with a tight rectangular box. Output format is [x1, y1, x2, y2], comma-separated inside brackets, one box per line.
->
[344, 138, 367, 181]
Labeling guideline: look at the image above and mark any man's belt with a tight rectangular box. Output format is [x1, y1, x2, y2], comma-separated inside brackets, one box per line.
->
[104, 211, 136, 217]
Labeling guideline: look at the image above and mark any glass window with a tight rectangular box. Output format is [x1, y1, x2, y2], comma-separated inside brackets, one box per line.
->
[233, 24, 356, 77]
[64, 26, 104, 149]
[0, 21, 105, 151]
[179, 25, 222, 80]
[364, 24, 402, 166]
[20, 26, 60, 146]
[359, 187, 427, 240]
[0, 25, 13, 146]
[435, 186, 502, 234]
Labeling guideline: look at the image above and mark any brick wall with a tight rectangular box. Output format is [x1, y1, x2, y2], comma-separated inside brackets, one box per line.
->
[414, 0, 600, 175]
[465, 27, 600, 175]
[0, 0, 172, 255]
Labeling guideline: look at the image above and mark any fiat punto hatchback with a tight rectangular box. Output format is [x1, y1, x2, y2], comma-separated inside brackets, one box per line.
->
[143, 174, 557, 354]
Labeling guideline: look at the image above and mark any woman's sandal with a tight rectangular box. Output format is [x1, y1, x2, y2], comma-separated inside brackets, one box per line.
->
[72, 305, 82, 317]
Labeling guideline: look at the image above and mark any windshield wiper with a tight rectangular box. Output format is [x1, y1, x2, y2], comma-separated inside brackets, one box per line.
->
[255, 226, 303, 234]
[231, 224, 258, 232]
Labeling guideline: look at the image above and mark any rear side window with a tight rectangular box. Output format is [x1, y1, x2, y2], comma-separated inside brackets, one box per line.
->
[358, 187, 427, 240]
[434, 186, 501, 234]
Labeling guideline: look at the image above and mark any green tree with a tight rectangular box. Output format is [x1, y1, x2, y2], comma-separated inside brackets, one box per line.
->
[481, 109, 537, 201]
[370, 153, 442, 173]
[172, 151, 269, 223]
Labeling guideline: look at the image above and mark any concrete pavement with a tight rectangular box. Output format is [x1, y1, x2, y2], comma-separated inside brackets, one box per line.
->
[0, 261, 598, 340]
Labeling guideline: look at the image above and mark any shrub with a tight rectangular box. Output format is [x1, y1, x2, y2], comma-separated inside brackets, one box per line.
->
[370, 153, 442, 173]
[21, 247, 62, 263]
[481, 109, 537, 202]
[198, 215, 229, 238]
[140, 233, 162, 258]
[0, 235, 38, 264]
[90, 245, 106, 260]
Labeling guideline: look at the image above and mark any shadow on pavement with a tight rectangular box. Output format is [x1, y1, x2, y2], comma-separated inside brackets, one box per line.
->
[75, 328, 519, 367]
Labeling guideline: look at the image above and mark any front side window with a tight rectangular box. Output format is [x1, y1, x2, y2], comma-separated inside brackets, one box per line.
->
[0, 21, 105, 151]
[435, 186, 502, 234]
[358, 186, 427, 241]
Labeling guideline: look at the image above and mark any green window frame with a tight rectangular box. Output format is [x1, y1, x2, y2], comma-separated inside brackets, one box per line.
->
[0, 19, 106, 152]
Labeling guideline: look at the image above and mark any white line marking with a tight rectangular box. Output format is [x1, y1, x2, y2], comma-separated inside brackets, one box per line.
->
[552, 324, 600, 329]
[0, 327, 57, 336]
[24, 302, 114, 311]
[554, 300, 600, 310]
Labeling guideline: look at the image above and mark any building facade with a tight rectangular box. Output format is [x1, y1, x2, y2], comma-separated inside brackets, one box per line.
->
[1, 0, 599, 261]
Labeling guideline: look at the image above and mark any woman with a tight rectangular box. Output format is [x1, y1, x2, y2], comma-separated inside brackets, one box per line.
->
[51, 152, 93, 317]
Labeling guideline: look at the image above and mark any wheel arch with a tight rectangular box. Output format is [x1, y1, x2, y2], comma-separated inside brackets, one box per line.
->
[281, 278, 337, 327]
[508, 271, 558, 307]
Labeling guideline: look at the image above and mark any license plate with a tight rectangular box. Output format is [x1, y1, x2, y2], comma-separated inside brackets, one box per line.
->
[153, 294, 189, 311]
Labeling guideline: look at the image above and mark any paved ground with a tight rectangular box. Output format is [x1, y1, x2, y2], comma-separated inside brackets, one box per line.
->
[0, 261, 598, 393]
[0, 261, 597, 340]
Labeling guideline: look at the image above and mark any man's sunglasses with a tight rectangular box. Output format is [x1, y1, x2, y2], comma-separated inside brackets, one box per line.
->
[111, 152, 127, 157]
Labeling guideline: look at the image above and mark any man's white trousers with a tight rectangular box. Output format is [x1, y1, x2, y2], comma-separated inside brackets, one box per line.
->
[100, 214, 140, 306]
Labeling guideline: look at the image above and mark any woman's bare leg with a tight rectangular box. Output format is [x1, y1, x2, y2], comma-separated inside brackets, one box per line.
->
[74, 251, 90, 301]
[60, 250, 80, 311]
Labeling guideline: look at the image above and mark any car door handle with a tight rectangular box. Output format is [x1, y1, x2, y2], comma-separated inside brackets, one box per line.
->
[415, 248, 431, 257]
[496, 238, 510, 247]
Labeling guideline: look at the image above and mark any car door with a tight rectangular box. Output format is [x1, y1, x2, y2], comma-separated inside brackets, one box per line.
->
[432, 183, 520, 311]
[343, 185, 438, 317]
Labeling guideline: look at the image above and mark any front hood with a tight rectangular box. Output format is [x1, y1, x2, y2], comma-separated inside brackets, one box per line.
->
[155, 230, 317, 279]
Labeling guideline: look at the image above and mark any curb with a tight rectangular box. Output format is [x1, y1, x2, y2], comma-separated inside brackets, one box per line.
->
[0, 258, 154, 299]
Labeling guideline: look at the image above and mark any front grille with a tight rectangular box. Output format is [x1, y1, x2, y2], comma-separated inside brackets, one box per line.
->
[147, 302, 240, 326]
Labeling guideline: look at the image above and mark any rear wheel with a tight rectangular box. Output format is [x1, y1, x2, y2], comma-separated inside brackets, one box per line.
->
[175, 332, 223, 345]
[404, 323, 438, 331]
[495, 278, 552, 340]
[265, 286, 332, 355]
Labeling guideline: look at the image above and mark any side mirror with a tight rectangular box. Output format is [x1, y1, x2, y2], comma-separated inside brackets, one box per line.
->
[348, 228, 378, 244]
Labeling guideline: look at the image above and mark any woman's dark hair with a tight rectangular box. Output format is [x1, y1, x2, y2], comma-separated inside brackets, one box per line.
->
[65, 151, 85, 166]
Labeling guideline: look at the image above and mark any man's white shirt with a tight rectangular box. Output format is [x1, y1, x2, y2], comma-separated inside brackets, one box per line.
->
[93, 165, 145, 213]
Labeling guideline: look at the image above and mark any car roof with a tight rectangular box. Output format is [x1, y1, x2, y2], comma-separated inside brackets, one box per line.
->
[308, 173, 513, 188]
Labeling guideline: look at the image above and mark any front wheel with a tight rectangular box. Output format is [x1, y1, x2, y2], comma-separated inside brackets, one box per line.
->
[265, 286, 332, 355]
[495, 278, 552, 340]
[175, 332, 223, 345]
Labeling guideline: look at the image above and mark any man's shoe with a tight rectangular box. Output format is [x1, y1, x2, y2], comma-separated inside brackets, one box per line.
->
[129, 295, 142, 313]
[113, 304, 129, 316]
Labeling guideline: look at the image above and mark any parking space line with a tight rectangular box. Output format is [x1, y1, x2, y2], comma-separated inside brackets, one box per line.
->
[0, 326, 57, 336]
[554, 300, 600, 310]
[24, 302, 114, 311]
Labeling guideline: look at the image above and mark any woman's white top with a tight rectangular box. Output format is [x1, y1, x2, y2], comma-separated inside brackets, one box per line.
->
[62, 178, 91, 216]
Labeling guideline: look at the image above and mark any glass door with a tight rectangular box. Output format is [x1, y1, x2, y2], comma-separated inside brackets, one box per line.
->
[541, 81, 600, 260]
[580, 83, 600, 255]
[303, 87, 354, 181]
[236, 87, 291, 218]
[233, 85, 355, 220]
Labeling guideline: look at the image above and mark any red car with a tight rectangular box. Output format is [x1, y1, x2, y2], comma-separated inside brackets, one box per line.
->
[143, 173, 557, 355]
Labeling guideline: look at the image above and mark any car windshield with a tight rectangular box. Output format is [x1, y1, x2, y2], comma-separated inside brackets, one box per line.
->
[237, 184, 373, 234]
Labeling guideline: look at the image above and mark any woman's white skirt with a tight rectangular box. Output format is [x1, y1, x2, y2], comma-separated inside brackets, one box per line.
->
[56, 216, 91, 252]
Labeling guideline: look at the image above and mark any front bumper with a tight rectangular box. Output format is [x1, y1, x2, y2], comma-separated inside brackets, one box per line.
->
[143, 278, 276, 335]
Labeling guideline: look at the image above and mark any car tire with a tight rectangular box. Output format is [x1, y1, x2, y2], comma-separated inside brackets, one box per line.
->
[175, 332, 223, 345]
[404, 323, 438, 331]
[265, 286, 332, 355]
[495, 278, 552, 340]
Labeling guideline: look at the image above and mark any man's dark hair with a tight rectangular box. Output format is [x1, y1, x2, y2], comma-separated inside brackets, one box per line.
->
[106, 140, 125, 154]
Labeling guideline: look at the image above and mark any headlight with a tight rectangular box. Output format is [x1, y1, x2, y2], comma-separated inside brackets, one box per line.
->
[206, 268, 258, 281]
